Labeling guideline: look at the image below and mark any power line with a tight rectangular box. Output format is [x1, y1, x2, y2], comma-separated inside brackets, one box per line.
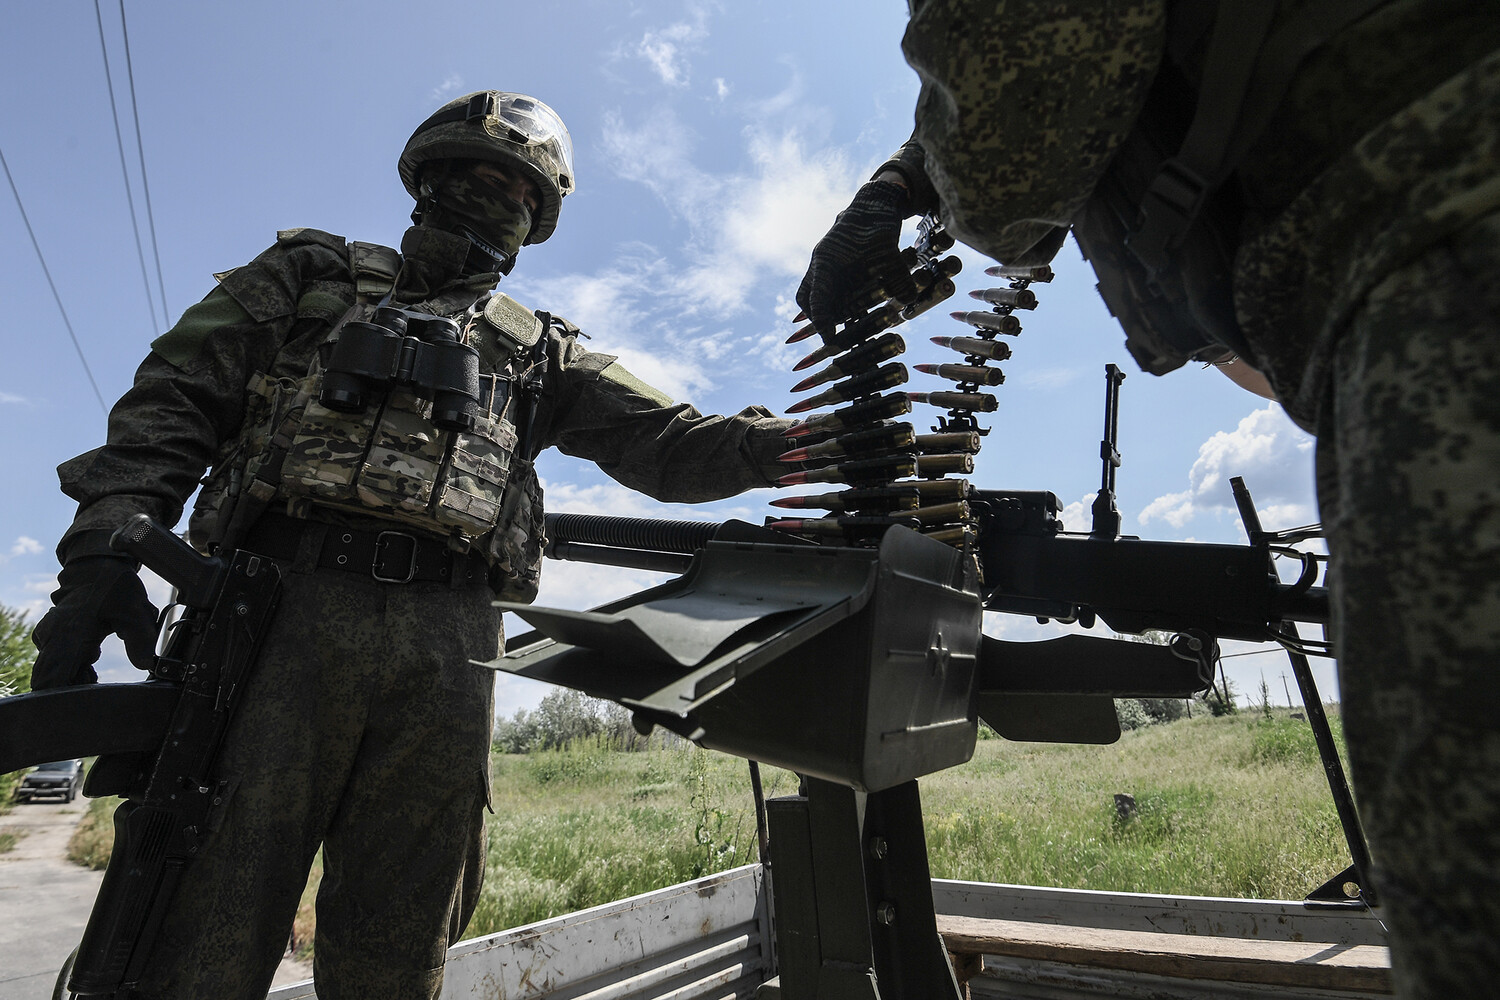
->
[118, 0, 169, 323]
[0, 145, 109, 415]
[94, 0, 160, 332]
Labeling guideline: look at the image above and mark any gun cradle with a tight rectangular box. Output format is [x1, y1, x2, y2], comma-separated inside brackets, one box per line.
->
[486, 525, 983, 793]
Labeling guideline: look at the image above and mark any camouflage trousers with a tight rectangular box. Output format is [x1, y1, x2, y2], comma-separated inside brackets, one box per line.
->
[1307, 209, 1500, 997]
[132, 536, 501, 1000]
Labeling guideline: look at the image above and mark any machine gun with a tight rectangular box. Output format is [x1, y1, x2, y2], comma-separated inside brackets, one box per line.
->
[0, 515, 282, 998]
[485, 363, 1367, 1000]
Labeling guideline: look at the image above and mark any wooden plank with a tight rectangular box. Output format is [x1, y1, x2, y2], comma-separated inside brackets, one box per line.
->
[936, 914, 1392, 995]
[932, 879, 1387, 946]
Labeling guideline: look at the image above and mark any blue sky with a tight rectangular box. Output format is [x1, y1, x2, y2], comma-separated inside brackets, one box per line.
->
[0, 1, 1330, 715]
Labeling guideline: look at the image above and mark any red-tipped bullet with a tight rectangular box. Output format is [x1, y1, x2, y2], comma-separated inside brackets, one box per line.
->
[786, 322, 819, 344]
[786, 362, 907, 413]
[915, 362, 1007, 385]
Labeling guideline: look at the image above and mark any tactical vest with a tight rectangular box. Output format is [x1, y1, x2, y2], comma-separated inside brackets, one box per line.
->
[1073, 0, 1386, 375]
[190, 233, 560, 600]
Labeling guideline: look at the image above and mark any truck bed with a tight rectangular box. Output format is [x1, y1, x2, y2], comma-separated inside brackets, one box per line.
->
[266, 866, 1389, 1000]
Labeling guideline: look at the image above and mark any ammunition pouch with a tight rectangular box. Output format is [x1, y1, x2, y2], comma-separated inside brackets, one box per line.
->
[188, 237, 559, 600]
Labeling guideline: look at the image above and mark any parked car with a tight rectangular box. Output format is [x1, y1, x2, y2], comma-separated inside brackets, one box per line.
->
[14, 759, 84, 803]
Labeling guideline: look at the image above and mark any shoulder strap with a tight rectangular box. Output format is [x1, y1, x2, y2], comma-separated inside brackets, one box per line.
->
[1128, 0, 1387, 274]
[347, 240, 403, 304]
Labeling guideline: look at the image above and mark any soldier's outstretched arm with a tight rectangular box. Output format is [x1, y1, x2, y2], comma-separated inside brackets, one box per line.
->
[529, 329, 795, 503]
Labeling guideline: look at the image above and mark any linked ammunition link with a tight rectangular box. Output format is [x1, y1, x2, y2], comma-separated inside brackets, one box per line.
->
[771, 219, 1051, 554]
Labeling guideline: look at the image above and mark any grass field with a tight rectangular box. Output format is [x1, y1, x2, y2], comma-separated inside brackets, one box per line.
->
[465, 708, 1351, 936]
[60, 708, 1354, 953]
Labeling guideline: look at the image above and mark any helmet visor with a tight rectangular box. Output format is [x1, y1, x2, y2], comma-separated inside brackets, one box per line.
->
[491, 94, 574, 185]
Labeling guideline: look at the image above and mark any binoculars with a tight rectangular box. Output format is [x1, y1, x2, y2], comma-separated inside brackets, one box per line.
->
[320, 306, 482, 431]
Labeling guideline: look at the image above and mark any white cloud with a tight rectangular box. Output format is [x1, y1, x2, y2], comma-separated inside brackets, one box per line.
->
[639, 25, 695, 87]
[600, 108, 862, 314]
[0, 391, 26, 404]
[1138, 404, 1316, 535]
[10, 536, 42, 557]
[1016, 366, 1084, 391]
[1058, 492, 1096, 534]
[511, 113, 865, 400]
[634, 4, 716, 88]
[713, 78, 730, 100]
[429, 74, 465, 105]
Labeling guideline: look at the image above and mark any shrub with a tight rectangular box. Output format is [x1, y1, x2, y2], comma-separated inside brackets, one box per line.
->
[525, 736, 611, 784]
[1114, 699, 1152, 731]
[1138, 698, 1188, 724]
[0, 603, 36, 811]
[67, 797, 122, 870]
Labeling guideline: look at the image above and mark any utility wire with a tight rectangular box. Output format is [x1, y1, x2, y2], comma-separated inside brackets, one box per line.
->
[0, 145, 109, 415]
[118, 0, 169, 323]
[94, 0, 160, 332]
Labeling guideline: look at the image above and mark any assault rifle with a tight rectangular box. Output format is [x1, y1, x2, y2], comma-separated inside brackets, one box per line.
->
[0, 515, 282, 998]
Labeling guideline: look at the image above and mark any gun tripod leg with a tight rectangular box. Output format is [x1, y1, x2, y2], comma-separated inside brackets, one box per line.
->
[761, 777, 963, 1000]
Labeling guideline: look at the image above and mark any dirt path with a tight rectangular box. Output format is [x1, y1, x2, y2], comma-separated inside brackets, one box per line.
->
[0, 799, 313, 999]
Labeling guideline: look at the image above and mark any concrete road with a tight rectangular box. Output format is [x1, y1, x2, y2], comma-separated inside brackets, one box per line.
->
[0, 796, 101, 999]
[0, 799, 313, 999]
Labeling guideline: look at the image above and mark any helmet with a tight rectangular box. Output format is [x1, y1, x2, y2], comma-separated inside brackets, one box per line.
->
[400, 91, 575, 244]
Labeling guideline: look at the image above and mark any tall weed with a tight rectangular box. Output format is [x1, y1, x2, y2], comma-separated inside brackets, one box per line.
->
[66, 797, 121, 870]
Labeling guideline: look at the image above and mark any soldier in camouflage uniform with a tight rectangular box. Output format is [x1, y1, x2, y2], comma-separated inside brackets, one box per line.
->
[30, 91, 795, 1000]
[799, 3, 1499, 996]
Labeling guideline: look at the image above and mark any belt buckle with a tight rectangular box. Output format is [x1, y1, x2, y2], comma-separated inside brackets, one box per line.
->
[372, 531, 419, 584]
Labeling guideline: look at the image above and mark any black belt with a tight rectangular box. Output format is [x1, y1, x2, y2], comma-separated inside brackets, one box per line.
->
[243, 513, 491, 587]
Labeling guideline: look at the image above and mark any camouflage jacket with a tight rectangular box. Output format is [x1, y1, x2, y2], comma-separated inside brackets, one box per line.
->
[895, 0, 1500, 430]
[58, 225, 792, 600]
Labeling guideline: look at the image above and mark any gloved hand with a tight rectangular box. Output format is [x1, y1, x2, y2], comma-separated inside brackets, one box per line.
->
[796, 179, 917, 337]
[31, 532, 159, 689]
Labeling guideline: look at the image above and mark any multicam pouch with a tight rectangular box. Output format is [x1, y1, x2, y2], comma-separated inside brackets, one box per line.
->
[278, 372, 377, 502]
[432, 374, 519, 535]
[354, 389, 450, 515]
[188, 370, 301, 548]
[486, 457, 546, 602]
[275, 370, 521, 541]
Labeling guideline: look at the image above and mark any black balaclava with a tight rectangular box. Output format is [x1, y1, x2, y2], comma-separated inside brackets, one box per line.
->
[414, 161, 534, 275]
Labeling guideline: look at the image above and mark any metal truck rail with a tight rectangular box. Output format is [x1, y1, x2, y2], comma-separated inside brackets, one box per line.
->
[266, 866, 1389, 1000]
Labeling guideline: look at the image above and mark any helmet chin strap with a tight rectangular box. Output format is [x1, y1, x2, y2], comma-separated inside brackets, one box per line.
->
[411, 172, 518, 276]
[454, 225, 517, 275]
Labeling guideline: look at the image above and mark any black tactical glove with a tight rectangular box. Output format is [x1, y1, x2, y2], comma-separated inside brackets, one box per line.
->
[31, 531, 159, 689]
[796, 179, 917, 337]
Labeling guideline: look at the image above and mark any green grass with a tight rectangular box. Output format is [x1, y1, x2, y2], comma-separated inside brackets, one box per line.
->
[66, 796, 122, 870]
[60, 711, 1356, 956]
[466, 739, 792, 936]
[918, 712, 1349, 899]
[0, 828, 22, 854]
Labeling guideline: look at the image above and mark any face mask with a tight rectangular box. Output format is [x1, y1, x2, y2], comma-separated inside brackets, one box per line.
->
[422, 169, 534, 272]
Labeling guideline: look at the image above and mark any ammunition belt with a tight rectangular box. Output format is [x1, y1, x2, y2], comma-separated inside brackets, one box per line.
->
[244, 511, 490, 588]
